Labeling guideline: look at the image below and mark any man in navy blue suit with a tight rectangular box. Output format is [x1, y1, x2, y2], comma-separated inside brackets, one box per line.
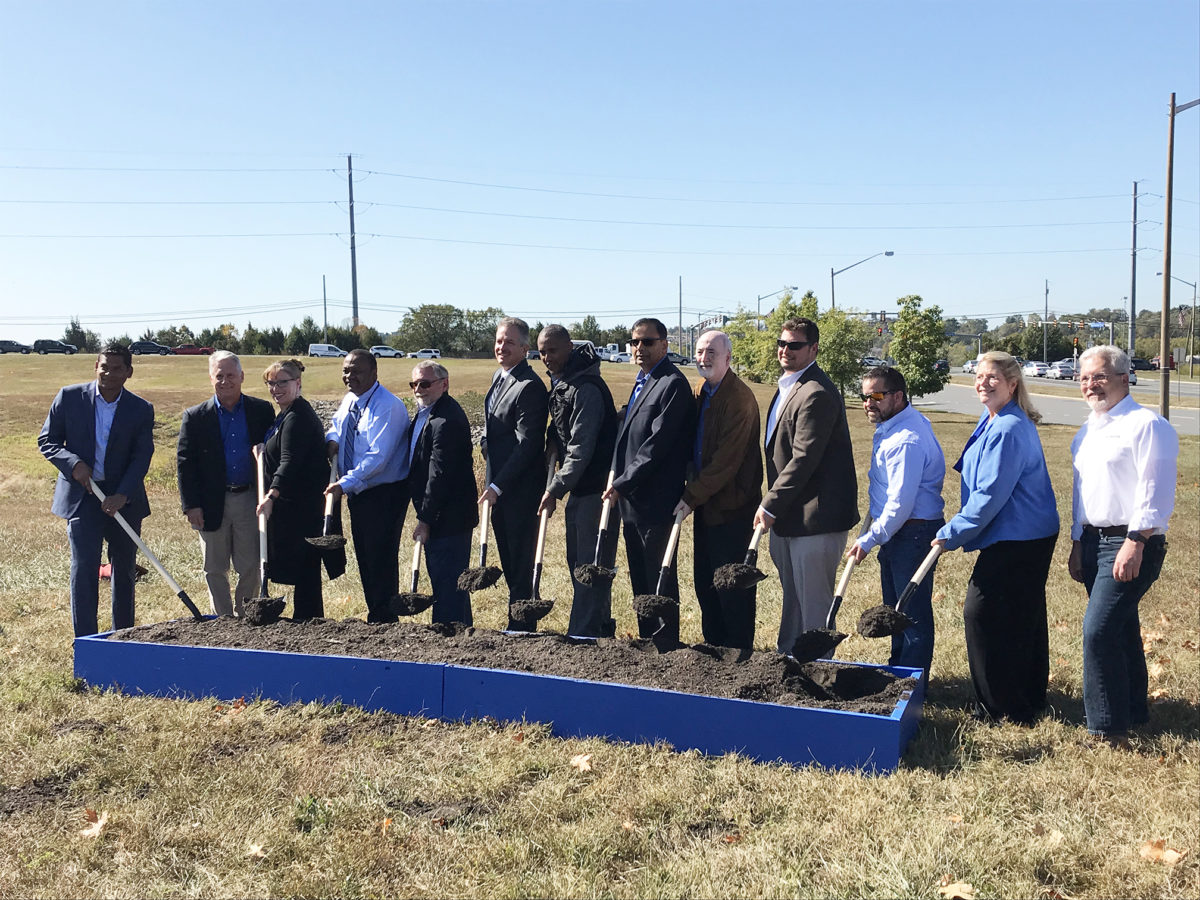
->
[38, 343, 155, 636]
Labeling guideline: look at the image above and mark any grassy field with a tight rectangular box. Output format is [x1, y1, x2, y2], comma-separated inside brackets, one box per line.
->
[0, 354, 1197, 899]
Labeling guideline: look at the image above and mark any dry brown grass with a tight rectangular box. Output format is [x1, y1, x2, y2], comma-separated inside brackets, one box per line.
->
[0, 354, 1197, 898]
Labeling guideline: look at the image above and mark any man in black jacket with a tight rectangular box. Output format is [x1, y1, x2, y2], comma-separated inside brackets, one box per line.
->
[177, 351, 275, 616]
[479, 317, 549, 630]
[602, 318, 695, 643]
[536, 326, 619, 637]
[408, 361, 479, 625]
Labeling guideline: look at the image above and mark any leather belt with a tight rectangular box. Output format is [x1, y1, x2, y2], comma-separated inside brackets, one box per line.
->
[225, 484, 251, 494]
[1083, 524, 1127, 538]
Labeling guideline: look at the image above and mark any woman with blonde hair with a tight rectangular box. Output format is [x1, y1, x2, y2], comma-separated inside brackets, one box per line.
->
[256, 359, 330, 619]
[934, 350, 1059, 724]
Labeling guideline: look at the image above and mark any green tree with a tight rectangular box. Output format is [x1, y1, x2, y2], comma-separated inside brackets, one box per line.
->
[286, 317, 323, 355]
[729, 290, 822, 383]
[889, 294, 948, 398]
[572, 314, 603, 345]
[62, 317, 102, 352]
[396, 304, 460, 353]
[816, 306, 874, 397]
[460, 307, 505, 354]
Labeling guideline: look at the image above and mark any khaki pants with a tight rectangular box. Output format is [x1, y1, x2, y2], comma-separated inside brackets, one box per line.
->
[198, 489, 260, 616]
[769, 529, 848, 654]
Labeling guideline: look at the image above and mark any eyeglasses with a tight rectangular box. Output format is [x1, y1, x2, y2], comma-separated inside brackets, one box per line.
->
[777, 339, 813, 351]
[265, 378, 295, 388]
[409, 378, 443, 389]
[1079, 373, 1119, 385]
[629, 338, 660, 347]
[860, 390, 898, 402]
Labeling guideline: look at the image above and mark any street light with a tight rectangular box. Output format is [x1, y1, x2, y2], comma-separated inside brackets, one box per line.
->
[1158, 271, 1198, 378]
[830, 251, 894, 309]
[756, 285, 798, 331]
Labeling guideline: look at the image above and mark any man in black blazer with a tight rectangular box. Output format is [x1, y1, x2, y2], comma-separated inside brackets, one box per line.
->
[38, 344, 155, 636]
[602, 318, 695, 643]
[479, 317, 548, 629]
[177, 351, 276, 616]
[409, 361, 479, 625]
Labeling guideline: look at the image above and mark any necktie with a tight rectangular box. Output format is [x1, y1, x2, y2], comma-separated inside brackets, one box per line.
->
[625, 372, 648, 420]
[341, 401, 362, 474]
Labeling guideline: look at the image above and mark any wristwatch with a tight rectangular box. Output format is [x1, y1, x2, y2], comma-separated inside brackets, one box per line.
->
[1126, 530, 1149, 544]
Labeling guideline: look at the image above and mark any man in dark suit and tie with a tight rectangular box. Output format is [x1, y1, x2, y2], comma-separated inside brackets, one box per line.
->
[408, 361, 479, 625]
[177, 350, 276, 616]
[753, 318, 859, 653]
[602, 317, 695, 643]
[38, 343, 155, 636]
[479, 317, 548, 630]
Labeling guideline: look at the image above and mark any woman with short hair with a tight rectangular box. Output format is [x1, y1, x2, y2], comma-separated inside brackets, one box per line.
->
[934, 351, 1059, 724]
[256, 359, 329, 619]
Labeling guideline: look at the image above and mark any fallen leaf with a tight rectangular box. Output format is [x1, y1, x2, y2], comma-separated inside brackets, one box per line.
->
[380, 817, 392, 835]
[79, 809, 107, 838]
[246, 843, 267, 858]
[1052, 619, 1071, 632]
[570, 753, 593, 772]
[1158, 613, 1171, 626]
[1181, 639, 1198, 652]
[513, 730, 525, 743]
[1141, 629, 1165, 646]
[933, 591, 946, 603]
[1163, 848, 1188, 866]
[937, 877, 975, 900]
[721, 832, 742, 844]
[213, 704, 225, 713]
[622, 820, 635, 831]
[231, 697, 247, 711]
[1138, 839, 1188, 865]
[948, 814, 963, 824]
[1150, 688, 1171, 702]
[1148, 661, 1166, 679]
[430, 816, 447, 829]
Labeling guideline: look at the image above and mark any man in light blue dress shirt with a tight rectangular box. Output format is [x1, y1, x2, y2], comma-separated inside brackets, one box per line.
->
[325, 349, 411, 623]
[846, 366, 945, 675]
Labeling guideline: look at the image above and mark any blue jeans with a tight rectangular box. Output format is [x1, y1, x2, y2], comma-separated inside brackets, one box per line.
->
[878, 518, 943, 676]
[425, 531, 473, 626]
[1081, 530, 1167, 737]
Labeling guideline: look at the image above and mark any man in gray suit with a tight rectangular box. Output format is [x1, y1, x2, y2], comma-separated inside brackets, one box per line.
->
[479, 317, 549, 629]
[753, 318, 859, 653]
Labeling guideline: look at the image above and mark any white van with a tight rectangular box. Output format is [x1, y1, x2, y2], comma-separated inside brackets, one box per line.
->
[308, 343, 345, 358]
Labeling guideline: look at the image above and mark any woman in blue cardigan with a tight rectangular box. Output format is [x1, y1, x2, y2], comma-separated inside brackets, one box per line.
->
[934, 351, 1059, 724]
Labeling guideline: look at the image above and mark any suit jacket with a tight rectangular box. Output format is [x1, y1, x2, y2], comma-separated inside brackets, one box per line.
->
[177, 393, 275, 531]
[482, 359, 548, 502]
[38, 381, 155, 520]
[763, 363, 859, 538]
[611, 358, 694, 525]
[261, 396, 331, 584]
[409, 393, 479, 539]
[682, 369, 763, 527]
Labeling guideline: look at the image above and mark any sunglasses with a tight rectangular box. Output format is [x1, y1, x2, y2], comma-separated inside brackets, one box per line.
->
[409, 378, 443, 389]
[777, 339, 812, 351]
[860, 389, 898, 402]
[629, 337, 661, 347]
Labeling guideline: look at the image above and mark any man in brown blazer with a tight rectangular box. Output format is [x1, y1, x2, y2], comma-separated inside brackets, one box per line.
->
[674, 330, 763, 649]
[753, 318, 859, 654]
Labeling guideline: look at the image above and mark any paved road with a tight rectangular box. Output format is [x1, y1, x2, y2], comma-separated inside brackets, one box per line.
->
[918, 382, 1199, 437]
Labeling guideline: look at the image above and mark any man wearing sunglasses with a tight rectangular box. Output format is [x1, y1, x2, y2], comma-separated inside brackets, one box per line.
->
[602, 317, 694, 644]
[754, 318, 859, 654]
[845, 366, 945, 676]
[407, 361, 478, 625]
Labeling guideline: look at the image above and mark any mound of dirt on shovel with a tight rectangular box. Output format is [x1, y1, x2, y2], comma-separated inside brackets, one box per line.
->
[108, 618, 916, 715]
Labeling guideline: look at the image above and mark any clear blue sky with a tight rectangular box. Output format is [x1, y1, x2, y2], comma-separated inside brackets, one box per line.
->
[2, 1, 1197, 344]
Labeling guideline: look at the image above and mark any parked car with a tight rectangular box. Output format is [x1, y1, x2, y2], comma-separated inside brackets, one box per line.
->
[933, 359, 950, 375]
[369, 345, 404, 358]
[34, 339, 78, 355]
[606, 351, 632, 363]
[961, 358, 978, 374]
[173, 343, 214, 355]
[408, 348, 442, 359]
[861, 356, 886, 368]
[308, 343, 345, 358]
[525, 349, 540, 360]
[1022, 360, 1048, 377]
[129, 340, 174, 356]
[666, 351, 690, 365]
[0, 339, 33, 354]
[1130, 357, 1153, 371]
[1046, 361, 1075, 380]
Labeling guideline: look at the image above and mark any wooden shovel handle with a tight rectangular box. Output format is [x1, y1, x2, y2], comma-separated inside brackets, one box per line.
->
[477, 497, 492, 566]
[410, 540, 422, 593]
[660, 507, 688, 569]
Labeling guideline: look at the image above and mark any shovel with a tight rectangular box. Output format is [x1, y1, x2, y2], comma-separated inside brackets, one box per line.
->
[87, 478, 203, 621]
[306, 457, 347, 552]
[857, 545, 943, 639]
[509, 451, 559, 632]
[824, 516, 873, 631]
[712, 522, 767, 592]
[790, 518, 873, 664]
[457, 497, 502, 592]
[574, 470, 617, 585]
[391, 539, 435, 617]
[632, 507, 687, 649]
[245, 446, 288, 626]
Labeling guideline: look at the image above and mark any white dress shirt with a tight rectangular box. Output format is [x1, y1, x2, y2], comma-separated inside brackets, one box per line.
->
[1070, 393, 1178, 540]
[764, 364, 811, 447]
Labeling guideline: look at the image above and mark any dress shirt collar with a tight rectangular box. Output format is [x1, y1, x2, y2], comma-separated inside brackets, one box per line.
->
[876, 401, 918, 439]
[351, 381, 380, 408]
[1085, 391, 1138, 427]
[777, 365, 807, 392]
[214, 393, 244, 415]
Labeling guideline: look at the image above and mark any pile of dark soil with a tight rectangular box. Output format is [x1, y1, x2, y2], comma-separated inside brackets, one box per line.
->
[109, 618, 916, 716]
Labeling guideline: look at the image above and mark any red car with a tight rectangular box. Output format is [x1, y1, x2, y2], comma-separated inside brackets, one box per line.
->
[174, 343, 214, 355]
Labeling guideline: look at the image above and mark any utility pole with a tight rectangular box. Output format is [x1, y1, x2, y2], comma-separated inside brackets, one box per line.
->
[1043, 279, 1049, 362]
[678, 276, 683, 356]
[1129, 181, 1138, 352]
[347, 155, 360, 328]
[322, 275, 328, 342]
